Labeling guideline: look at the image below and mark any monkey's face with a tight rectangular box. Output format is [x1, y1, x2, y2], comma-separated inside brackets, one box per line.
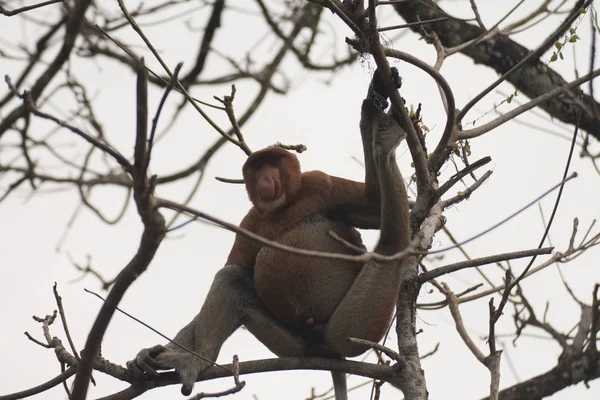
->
[243, 147, 301, 213]
[253, 163, 286, 212]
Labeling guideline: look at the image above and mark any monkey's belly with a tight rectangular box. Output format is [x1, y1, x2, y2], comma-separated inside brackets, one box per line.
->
[254, 219, 364, 330]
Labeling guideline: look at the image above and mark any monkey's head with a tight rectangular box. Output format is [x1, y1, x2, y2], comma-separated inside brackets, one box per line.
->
[243, 147, 301, 213]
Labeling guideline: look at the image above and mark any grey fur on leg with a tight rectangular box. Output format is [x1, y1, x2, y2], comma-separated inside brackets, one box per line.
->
[127, 265, 311, 395]
[128, 265, 248, 394]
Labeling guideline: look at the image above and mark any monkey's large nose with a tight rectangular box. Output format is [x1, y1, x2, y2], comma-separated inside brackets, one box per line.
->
[257, 176, 276, 201]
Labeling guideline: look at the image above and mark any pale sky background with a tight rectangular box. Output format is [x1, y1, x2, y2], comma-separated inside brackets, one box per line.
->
[1, 1, 599, 399]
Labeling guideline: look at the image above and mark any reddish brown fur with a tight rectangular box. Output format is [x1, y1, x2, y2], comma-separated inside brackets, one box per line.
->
[229, 147, 373, 332]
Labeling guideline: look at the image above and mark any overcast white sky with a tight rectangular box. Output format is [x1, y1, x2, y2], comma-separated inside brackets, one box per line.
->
[1, 1, 599, 399]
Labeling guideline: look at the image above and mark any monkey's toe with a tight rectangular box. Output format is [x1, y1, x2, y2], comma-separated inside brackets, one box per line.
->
[128, 344, 168, 377]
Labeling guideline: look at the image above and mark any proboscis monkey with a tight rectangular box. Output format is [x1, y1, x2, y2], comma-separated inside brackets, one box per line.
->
[128, 68, 409, 400]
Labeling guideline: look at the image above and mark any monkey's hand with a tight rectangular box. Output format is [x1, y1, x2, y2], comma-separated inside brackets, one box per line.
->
[127, 345, 208, 395]
[369, 67, 402, 111]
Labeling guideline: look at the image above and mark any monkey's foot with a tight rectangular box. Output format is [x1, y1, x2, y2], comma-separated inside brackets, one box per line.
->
[155, 351, 209, 395]
[369, 67, 402, 111]
[127, 344, 168, 378]
[127, 345, 210, 395]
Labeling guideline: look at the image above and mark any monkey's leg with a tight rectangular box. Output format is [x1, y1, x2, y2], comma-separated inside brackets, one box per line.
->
[359, 67, 402, 202]
[323, 114, 409, 357]
[337, 67, 402, 229]
[192, 267, 344, 400]
[360, 98, 380, 202]
[128, 264, 306, 395]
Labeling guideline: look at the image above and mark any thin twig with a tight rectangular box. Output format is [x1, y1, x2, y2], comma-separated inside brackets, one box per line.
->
[84, 289, 232, 374]
[430, 173, 577, 254]
[420, 247, 553, 283]
[156, 197, 418, 264]
[0, 0, 62, 16]
[0, 367, 76, 400]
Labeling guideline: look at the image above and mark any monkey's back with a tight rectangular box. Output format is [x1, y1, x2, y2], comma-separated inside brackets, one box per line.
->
[254, 216, 365, 330]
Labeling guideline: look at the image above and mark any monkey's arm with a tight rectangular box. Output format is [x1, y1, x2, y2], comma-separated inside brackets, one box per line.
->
[329, 67, 403, 230]
[285, 169, 380, 230]
[225, 210, 263, 266]
[311, 173, 380, 229]
[328, 203, 380, 229]
[296, 171, 378, 230]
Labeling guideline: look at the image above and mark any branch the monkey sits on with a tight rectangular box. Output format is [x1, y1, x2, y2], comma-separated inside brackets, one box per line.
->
[128, 68, 409, 400]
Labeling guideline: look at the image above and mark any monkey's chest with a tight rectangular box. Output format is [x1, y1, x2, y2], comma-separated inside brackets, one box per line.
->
[253, 217, 364, 330]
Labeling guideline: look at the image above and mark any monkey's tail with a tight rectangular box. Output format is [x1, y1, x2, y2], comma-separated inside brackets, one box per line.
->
[331, 370, 348, 400]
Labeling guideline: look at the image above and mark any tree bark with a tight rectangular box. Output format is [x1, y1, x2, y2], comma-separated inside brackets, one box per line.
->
[393, 0, 600, 139]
